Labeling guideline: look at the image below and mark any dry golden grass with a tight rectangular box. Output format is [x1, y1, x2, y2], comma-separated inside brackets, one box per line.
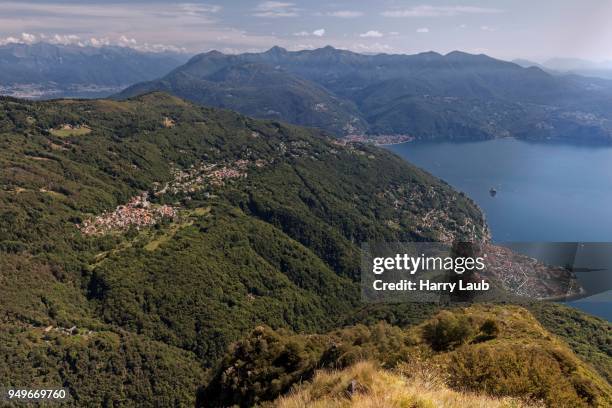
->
[274, 361, 540, 408]
[203, 305, 611, 407]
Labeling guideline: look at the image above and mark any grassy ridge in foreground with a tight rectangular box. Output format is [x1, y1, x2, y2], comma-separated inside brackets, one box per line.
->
[198, 305, 611, 408]
[273, 361, 539, 408]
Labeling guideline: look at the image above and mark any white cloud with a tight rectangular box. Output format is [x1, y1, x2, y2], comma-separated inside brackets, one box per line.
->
[0, 2, 249, 53]
[382, 5, 503, 18]
[0, 32, 52, 46]
[325, 10, 363, 18]
[49, 34, 81, 45]
[459, 24, 468, 29]
[416, 27, 430, 33]
[254, 1, 298, 18]
[0, 36, 19, 46]
[88, 36, 110, 47]
[359, 30, 383, 38]
[136, 42, 187, 53]
[118, 35, 137, 46]
[0, 31, 186, 53]
[3, 33, 36, 46]
[179, 3, 221, 16]
[480, 25, 496, 31]
[21, 32, 37, 43]
[293, 29, 325, 37]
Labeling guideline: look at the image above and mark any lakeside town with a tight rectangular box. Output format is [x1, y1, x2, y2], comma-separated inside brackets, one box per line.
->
[482, 244, 583, 300]
[0, 83, 124, 99]
[337, 134, 415, 146]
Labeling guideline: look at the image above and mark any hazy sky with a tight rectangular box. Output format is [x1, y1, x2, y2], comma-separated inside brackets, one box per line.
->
[1, 0, 612, 61]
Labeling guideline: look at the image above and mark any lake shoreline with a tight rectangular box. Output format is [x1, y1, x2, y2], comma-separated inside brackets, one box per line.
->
[389, 138, 612, 321]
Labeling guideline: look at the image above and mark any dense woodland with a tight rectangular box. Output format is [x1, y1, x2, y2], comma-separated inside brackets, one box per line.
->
[0, 93, 609, 407]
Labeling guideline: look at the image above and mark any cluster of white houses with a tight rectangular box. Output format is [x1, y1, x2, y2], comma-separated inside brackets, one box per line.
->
[78, 193, 175, 235]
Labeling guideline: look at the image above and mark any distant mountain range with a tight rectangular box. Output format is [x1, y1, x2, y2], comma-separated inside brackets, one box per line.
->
[0, 42, 188, 98]
[514, 57, 612, 80]
[117, 46, 612, 142]
[3, 43, 612, 142]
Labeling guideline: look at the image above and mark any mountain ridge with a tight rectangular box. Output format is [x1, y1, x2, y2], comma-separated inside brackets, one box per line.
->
[0, 42, 188, 99]
[198, 304, 612, 408]
[117, 46, 612, 142]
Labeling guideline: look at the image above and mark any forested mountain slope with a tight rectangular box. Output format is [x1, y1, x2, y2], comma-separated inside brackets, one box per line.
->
[118, 56, 367, 136]
[0, 93, 609, 406]
[0, 92, 484, 405]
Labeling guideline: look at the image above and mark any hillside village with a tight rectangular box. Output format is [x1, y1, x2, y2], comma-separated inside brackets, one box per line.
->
[78, 192, 176, 235]
[78, 157, 268, 234]
[75, 132, 376, 236]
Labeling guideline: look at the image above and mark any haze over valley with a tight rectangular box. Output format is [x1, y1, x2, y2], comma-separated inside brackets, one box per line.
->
[0, 42, 188, 98]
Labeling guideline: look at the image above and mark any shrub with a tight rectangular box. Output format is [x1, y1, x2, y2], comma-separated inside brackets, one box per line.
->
[473, 318, 500, 343]
[422, 311, 474, 351]
[447, 343, 605, 408]
[480, 319, 499, 337]
[196, 326, 320, 407]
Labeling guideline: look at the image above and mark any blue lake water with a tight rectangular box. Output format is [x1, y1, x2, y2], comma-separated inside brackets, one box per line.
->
[389, 138, 612, 320]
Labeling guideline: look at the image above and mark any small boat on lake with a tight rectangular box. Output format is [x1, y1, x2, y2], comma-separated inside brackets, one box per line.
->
[489, 187, 497, 197]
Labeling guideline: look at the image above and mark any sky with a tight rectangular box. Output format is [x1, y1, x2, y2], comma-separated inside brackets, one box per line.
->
[1, 0, 612, 61]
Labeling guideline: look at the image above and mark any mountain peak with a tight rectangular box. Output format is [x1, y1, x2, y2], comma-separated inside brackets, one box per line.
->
[265, 46, 288, 55]
[312, 45, 340, 53]
[444, 50, 504, 65]
[416, 51, 443, 59]
[445, 50, 473, 58]
[204, 49, 225, 57]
